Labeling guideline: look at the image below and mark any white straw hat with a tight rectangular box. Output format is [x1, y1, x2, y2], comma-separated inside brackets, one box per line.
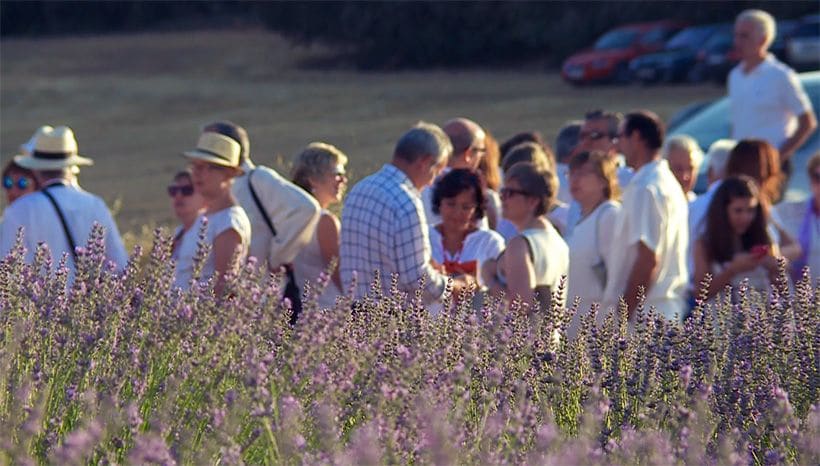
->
[182, 132, 242, 171]
[14, 126, 93, 170]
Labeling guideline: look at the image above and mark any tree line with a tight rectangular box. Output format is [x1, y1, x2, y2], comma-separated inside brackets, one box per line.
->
[1, 1, 815, 69]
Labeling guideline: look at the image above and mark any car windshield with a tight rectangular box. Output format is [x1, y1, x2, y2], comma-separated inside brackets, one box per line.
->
[793, 20, 819, 38]
[665, 26, 716, 50]
[594, 29, 639, 50]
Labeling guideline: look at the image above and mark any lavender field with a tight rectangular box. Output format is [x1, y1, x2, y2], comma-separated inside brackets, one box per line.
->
[1, 226, 818, 465]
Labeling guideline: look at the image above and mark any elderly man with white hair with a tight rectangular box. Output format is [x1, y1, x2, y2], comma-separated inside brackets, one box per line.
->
[341, 122, 475, 306]
[663, 135, 704, 202]
[730, 9, 816, 175]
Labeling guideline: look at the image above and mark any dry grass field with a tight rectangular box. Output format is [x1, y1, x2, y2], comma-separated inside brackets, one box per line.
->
[1, 28, 725, 238]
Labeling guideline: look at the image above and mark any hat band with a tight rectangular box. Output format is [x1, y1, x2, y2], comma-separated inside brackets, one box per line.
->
[33, 150, 75, 160]
[197, 147, 234, 164]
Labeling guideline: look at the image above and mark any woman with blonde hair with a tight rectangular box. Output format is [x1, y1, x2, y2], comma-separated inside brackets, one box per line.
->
[482, 162, 569, 312]
[291, 142, 348, 308]
[565, 151, 621, 337]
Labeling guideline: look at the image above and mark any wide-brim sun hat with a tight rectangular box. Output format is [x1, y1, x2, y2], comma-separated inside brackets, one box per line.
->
[13, 125, 94, 170]
[182, 132, 243, 174]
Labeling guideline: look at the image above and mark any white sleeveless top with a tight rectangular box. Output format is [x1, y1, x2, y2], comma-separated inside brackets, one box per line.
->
[497, 222, 569, 309]
[293, 210, 342, 308]
[174, 206, 251, 289]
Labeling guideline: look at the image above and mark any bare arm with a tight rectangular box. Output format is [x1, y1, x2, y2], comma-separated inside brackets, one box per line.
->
[499, 237, 536, 308]
[780, 111, 818, 162]
[624, 241, 657, 319]
[212, 229, 242, 295]
[315, 213, 343, 290]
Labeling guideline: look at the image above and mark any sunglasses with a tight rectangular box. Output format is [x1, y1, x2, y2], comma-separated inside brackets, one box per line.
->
[579, 131, 607, 141]
[167, 185, 195, 197]
[3, 176, 31, 190]
[500, 187, 530, 199]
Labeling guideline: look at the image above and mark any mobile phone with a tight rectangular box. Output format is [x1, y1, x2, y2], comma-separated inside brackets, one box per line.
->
[751, 244, 769, 257]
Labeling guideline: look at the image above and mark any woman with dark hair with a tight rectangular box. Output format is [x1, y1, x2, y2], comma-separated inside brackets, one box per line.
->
[565, 151, 621, 336]
[167, 170, 205, 258]
[429, 169, 505, 285]
[2, 160, 38, 206]
[482, 162, 569, 312]
[692, 175, 796, 301]
[290, 142, 348, 308]
[725, 139, 785, 204]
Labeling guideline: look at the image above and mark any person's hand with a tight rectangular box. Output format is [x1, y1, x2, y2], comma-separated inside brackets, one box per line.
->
[728, 252, 763, 274]
[450, 274, 477, 299]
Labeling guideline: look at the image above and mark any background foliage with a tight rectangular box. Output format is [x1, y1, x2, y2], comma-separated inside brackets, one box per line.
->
[2, 1, 816, 68]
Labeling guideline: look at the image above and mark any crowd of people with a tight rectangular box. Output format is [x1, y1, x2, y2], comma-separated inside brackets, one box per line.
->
[1, 9, 817, 328]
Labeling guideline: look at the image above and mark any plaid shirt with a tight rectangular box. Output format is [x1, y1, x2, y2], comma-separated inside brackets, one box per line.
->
[340, 164, 446, 304]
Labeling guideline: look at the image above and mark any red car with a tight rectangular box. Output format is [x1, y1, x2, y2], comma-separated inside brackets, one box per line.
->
[562, 21, 686, 84]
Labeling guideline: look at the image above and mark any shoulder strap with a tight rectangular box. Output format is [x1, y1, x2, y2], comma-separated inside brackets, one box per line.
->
[41, 187, 78, 259]
[248, 168, 277, 237]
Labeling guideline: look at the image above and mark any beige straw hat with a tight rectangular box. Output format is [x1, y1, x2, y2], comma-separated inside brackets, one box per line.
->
[182, 132, 242, 172]
[14, 126, 93, 170]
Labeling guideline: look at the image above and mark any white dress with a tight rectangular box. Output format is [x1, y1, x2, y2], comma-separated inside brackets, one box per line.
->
[174, 206, 252, 289]
[293, 210, 342, 309]
[428, 225, 505, 287]
[566, 201, 620, 337]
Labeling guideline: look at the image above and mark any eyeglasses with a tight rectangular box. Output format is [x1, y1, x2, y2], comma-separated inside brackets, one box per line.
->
[470, 146, 487, 155]
[500, 187, 530, 199]
[811, 172, 820, 184]
[167, 185, 195, 197]
[3, 176, 31, 191]
[579, 131, 607, 141]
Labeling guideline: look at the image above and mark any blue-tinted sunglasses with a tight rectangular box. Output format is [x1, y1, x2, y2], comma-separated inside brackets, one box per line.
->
[3, 175, 31, 190]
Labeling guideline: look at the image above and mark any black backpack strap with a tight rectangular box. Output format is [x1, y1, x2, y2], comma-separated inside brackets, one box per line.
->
[41, 186, 78, 259]
[247, 168, 302, 323]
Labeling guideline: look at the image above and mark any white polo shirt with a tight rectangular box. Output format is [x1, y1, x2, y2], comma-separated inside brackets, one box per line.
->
[603, 159, 689, 322]
[728, 54, 813, 150]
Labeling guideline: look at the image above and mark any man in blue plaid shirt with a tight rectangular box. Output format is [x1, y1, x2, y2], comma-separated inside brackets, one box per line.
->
[340, 122, 476, 305]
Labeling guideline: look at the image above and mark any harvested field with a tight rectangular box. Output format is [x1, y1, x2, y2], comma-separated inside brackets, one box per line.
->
[0, 28, 724, 234]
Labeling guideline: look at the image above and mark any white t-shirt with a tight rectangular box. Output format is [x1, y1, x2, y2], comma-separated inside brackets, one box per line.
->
[566, 201, 620, 319]
[603, 159, 689, 322]
[428, 225, 505, 287]
[174, 206, 252, 289]
[728, 54, 813, 149]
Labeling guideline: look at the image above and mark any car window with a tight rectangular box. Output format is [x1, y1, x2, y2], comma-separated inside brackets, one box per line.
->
[594, 29, 640, 50]
[793, 21, 819, 38]
[640, 27, 674, 46]
[665, 25, 717, 50]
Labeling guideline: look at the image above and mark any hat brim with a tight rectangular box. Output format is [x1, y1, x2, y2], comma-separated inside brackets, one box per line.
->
[182, 150, 244, 175]
[14, 153, 94, 170]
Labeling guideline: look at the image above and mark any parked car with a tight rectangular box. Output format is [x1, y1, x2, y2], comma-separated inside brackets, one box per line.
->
[786, 15, 820, 71]
[669, 71, 819, 198]
[629, 23, 729, 84]
[561, 21, 685, 84]
[696, 19, 799, 85]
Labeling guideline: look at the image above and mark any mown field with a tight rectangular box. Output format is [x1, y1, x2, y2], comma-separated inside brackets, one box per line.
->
[0, 28, 724, 235]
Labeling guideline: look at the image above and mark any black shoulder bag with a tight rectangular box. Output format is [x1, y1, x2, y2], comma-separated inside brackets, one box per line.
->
[247, 169, 303, 324]
[41, 186, 78, 260]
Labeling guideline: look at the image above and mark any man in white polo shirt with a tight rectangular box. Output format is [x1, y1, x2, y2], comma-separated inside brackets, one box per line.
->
[603, 111, 689, 323]
[729, 9, 816, 173]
